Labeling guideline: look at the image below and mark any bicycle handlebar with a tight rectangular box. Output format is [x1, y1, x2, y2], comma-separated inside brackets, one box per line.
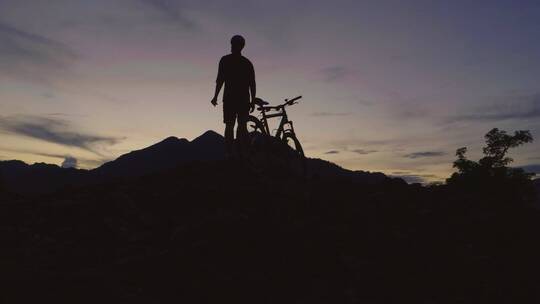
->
[258, 95, 303, 112]
[285, 96, 302, 105]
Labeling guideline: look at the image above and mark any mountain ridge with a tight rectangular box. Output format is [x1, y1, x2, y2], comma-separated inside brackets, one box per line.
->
[0, 130, 393, 195]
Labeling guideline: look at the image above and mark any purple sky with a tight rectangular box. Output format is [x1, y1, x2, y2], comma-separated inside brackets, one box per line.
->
[1, 0, 539, 182]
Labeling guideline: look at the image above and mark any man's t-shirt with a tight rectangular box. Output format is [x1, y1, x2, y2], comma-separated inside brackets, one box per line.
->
[216, 54, 255, 104]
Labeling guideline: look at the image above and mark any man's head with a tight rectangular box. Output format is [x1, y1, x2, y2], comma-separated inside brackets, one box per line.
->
[230, 35, 245, 54]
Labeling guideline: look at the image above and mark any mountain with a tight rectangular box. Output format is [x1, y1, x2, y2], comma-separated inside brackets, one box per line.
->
[306, 157, 389, 184]
[0, 160, 89, 195]
[0, 130, 392, 195]
[93, 130, 224, 179]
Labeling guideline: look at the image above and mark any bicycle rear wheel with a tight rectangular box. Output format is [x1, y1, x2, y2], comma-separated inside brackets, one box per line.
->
[246, 115, 265, 135]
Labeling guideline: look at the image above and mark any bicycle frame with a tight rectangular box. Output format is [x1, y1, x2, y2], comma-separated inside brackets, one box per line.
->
[258, 107, 295, 138]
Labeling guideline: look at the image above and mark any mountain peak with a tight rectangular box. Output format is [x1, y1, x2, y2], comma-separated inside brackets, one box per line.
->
[163, 135, 179, 141]
[91, 130, 224, 179]
[158, 136, 188, 145]
[142, 136, 189, 151]
[192, 130, 223, 143]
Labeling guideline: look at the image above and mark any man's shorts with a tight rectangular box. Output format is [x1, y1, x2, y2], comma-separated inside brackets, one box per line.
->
[223, 101, 249, 124]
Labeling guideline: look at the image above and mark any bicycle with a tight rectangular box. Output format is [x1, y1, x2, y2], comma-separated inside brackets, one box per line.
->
[246, 95, 304, 157]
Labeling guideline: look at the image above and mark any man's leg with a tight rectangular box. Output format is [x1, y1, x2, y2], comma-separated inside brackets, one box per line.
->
[236, 104, 249, 157]
[237, 117, 247, 141]
[223, 102, 236, 159]
[224, 122, 235, 158]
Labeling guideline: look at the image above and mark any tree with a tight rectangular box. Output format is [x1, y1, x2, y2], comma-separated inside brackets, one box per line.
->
[480, 128, 533, 168]
[446, 128, 535, 203]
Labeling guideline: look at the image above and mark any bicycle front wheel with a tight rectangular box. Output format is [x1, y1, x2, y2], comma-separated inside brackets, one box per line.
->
[282, 132, 305, 157]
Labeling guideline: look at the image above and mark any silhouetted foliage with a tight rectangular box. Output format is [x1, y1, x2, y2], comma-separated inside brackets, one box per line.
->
[447, 128, 535, 203]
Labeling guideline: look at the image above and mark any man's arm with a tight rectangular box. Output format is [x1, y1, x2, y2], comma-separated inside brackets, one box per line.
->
[211, 80, 224, 106]
[211, 58, 225, 106]
[249, 62, 256, 112]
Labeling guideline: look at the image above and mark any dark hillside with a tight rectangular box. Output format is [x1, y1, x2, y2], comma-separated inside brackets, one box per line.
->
[1, 158, 540, 303]
[1, 131, 539, 303]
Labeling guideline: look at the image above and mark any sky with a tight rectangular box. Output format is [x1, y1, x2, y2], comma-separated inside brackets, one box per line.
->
[1, 0, 539, 183]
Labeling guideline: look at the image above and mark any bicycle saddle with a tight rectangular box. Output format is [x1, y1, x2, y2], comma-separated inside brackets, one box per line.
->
[253, 97, 269, 106]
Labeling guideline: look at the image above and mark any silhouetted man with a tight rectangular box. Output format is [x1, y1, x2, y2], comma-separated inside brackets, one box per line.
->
[211, 35, 256, 158]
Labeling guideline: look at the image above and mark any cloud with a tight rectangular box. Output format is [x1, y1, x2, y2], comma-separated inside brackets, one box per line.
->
[404, 151, 446, 159]
[519, 164, 540, 174]
[392, 103, 431, 120]
[323, 148, 377, 155]
[311, 112, 351, 117]
[450, 93, 540, 122]
[391, 171, 409, 175]
[46, 112, 87, 117]
[392, 175, 427, 184]
[0, 146, 111, 169]
[391, 173, 441, 184]
[311, 112, 352, 117]
[351, 149, 377, 155]
[0, 147, 71, 161]
[0, 21, 77, 82]
[320, 66, 351, 82]
[0, 115, 122, 154]
[61, 156, 78, 168]
[330, 138, 393, 149]
[42, 92, 55, 99]
[139, 0, 196, 29]
[453, 109, 540, 122]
